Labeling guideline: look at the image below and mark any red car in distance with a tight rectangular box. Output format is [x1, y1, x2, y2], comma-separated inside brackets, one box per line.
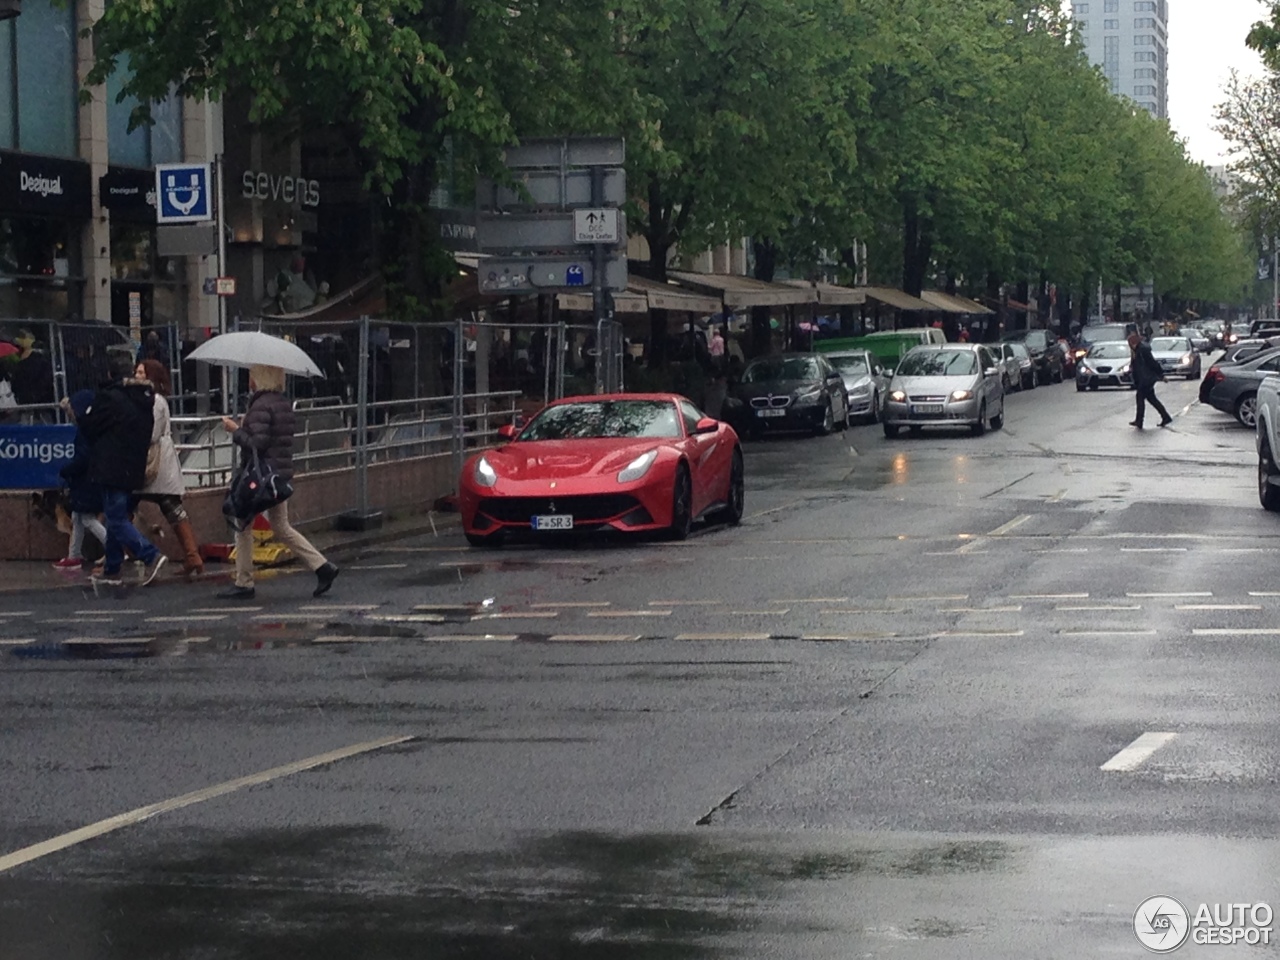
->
[458, 394, 744, 547]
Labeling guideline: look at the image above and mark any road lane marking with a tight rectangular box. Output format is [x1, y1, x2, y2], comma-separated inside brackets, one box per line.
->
[365, 614, 446, 623]
[190, 607, 262, 613]
[803, 634, 898, 642]
[0, 612, 33, 616]
[299, 604, 381, 612]
[422, 634, 518, 642]
[1193, 628, 1280, 636]
[1056, 604, 1142, 612]
[1045, 489, 1067, 503]
[941, 606, 1023, 613]
[955, 539, 988, 555]
[1176, 604, 1262, 611]
[1120, 548, 1188, 553]
[728, 556, 784, 561]
[40, 618, 114, 625]
[532, 601, 610, 608]
[724, 609, 790, 616]
[63, 636, 154, 646]
[819, 608, 907, 616]
[74, 609, 144, 615]
[1127, 592, 1212, 598]
[312, 635, 387, 644]
[145, 615, 229, 623]
[1249, 592, 1280, 597]
[0, 639, 35, 646]
[652, 600, 722, 606]
[770, 598, 850, 604]
[939, 630, 1025, 638]
[0, 734, 413, 875]
[547, 634, 641, 643]
[1012, 593, 1089, 600]
[1035, 548, 1089, 554]
[347, 564, 408, 570]
[988, 515, 1033, 537]
[587, 610, 672, 618]
[1101, 732, 1177, 772]
[676, 633, 772, 641]
[471, 611, 560, 620]
[251, 614, 331, 621]
[888, 595, 968, 602]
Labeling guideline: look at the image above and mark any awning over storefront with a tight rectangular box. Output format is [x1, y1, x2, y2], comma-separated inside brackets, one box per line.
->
[556, 288, 650, 313]
[556, 277, 721, 314]
[919, 291, 995, 315]
[669, 271, 818, 308]
[860, 286, 934, 311]
[781, 280, 866, 306]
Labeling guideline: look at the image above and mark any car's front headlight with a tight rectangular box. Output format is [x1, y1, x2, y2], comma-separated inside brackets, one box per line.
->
[795, 386, 824, 404]
[847, 382, 871, 397]
[474, 456, 498, 488]
[1073, 349, 1087, 359]
[1119, 364, 1131, 375]
[889, 390, 907, 403]
[618, 449, 658, 483]
[1180, 353, 1193, 365]
[950, 389, 973, 401]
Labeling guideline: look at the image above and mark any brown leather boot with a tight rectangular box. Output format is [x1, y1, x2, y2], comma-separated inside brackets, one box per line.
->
[172, 519, 205, 578]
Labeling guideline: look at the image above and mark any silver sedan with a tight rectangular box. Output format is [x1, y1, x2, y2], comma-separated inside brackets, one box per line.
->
[1149, 336, 1201, 380]
[826, 350, 889, 423]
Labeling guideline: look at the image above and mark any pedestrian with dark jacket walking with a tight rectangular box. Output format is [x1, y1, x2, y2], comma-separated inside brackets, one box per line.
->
[53, 389, 105, 570]
[1128, 332, 1172, 429]
[216, 364, 338, 600]
[78, 352, 168, 584]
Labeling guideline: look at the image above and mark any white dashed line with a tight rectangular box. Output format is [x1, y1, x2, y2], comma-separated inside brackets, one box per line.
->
[802, 634, 898, 642]
[1101, 732, 1177, 772]
[1056, 604, 1142, 612]
[676, 633, 772, 641]
[1192, 628, 1280, 636]
[587, 610, 672, 618]
[988, 515, 1033, 537]
[347, 564, 408, 570]
[938, 630, 1025, 638]
[547, 634, 641, 643]
[941, 606, 1023, 613]
[191, 607, 262, 613]
[421, 634, 518, 642]
[532, 601, 611, 608]
[725, 609, 791, 617]
[298, 604, 381, 612]
[888, 595, 968, 602]
[1011, 593, 1089, 600]
[1120, 548, 1188, 553]
[312, 635, 387, 644]
[1176, 604, 1262, 611]
[1127, 592, 1212, 599]
[0, 639, 35, 646]
[770, 598, 850, 604]
[1248, 592, 1280, 597]
[366, 614, 447, 623]
[471, 611, 560, 620]
[818, 608, 907, 616]
[652, 600, 722, 606]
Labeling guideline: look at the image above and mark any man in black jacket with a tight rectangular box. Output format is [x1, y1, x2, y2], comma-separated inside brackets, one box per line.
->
[79, 352, 167, 584]
[1128, 333, 1173, 429]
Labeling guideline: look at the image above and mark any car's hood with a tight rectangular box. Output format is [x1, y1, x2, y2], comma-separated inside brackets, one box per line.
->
[1151, 349, 1192, 360]
[890, 374, 979, 394]
[1081, 357, 1130, 367]
[840, 374, 872, 392]
[733, 380, 818, 400]
[484, 438, 667, 481]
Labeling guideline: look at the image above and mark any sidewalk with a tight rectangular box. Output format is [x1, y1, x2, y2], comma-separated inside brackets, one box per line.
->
[0, 509, 462, 595]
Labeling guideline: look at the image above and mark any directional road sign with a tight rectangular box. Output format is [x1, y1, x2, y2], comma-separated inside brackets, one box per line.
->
[476, 212, 627, 252]
[573, 209, 620, 244]
[154, 163, 212, 223]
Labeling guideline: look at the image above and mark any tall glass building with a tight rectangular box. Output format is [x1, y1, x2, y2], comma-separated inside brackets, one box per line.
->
[1072, 0, 1169, 119]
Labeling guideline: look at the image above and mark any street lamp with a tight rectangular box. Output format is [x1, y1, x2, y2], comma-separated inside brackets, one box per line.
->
[0, 1, 20, 20]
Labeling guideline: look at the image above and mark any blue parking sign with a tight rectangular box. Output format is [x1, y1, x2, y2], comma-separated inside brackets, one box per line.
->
[154, 163, 212, 223]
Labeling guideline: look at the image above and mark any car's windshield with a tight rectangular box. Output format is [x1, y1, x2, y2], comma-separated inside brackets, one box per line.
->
[829, 355, 869, 377]
[896, 350, 978, 377]
[742, 357, 821, 382]
[1150, 338, 1189, 352]
[1180, 329, 1202, 339]
[1006, 331, 1047, 348]
[1082, 325, 1129, 342]
[1089, 343, 1131, 359]
[521, 400, 681, 440]
[1009, 344, 1030, 359]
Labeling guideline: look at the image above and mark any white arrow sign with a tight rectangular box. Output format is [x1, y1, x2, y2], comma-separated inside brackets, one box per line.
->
[574, 208, 620, 244]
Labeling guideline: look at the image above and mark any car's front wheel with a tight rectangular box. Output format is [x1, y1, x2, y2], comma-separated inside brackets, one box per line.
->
[970, 404, 987, 437]
[668, 464, 693, 540]
[868, 393, 880, 424]
[815, 402, 835, 436]
[1261, 437, 1280, 512]
[883, 422, 900, 439]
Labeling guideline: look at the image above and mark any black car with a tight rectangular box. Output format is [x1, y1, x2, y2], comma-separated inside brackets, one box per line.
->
[1002, 329, 1064, 385]
[728, 353, 850, 437]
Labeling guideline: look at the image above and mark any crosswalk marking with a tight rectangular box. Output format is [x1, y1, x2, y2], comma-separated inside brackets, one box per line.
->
[1193, 628, 1280, 636]
[988, 515, 1033, 536]
[547, 634, 641, 643]
[472, 611, 559, 620]
[675, 633, 771, 641]
[587, 610, 672, 618]
[1176, 604, 1262, 611]
[1101, 732, 1177, 772]
[1127, 592, 1212, 598]
[532, 601, 610, 608]
[145, 615, 228, 623]
[421, 634, 518, 642]
[941, 606, 1023, 613]
[1011, 593, 1088, 600]
[1056, 604, 1141, 612]
[939, 630, 1025, 638]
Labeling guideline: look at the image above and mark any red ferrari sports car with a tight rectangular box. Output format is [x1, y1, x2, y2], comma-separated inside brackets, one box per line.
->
[458, 394, 744, 546]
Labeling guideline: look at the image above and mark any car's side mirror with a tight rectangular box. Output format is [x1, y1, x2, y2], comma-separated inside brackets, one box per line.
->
[497, 423, 519, 440]
[985, 367, 999, 377]
[884, 367, 895, 377]
[694, 416, 719, 435]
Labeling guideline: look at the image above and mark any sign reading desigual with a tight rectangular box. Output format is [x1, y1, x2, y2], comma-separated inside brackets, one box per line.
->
[0, 426, 76, 490]
[1135, 896, 1273, 952]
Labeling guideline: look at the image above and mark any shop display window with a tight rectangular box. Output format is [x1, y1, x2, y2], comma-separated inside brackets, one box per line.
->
[0, 216, 82, 319]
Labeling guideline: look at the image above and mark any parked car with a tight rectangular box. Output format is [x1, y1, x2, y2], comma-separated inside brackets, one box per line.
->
[1075, 342, 1134, 391]
[1219, 338, 1280, 366]
[825, 349, 889, 423]
[1202, 348, 1280, 427]
[1148, 335, 1202, 380]
[816, 328, 947, 374]
[1250, 319, 1280, 338]
[730, 353, 850, 437]
[882, 343, 1005, 438]
[1255, 373, 1280, 511]
[1180, 327, 1212, 353]
[996, 342, 1022, 392]
[458, 394, 744, 546]
[1002, 329, 1064, 384]
[1007, 341, 1037, 390]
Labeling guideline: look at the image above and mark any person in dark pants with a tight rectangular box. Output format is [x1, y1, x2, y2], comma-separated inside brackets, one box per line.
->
[1128, 333, 1172, 429]
[78, 352, 168, 585]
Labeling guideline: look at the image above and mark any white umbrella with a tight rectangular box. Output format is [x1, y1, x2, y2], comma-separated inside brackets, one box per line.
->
[187, 331, 323, 377]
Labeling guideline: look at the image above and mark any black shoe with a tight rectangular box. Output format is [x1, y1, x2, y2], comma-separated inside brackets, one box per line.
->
[1159, 418, 1172, 427]
[217, 585, 256, 600]
[313, 563, 339, 598]
[1129, 421, 1144, 429]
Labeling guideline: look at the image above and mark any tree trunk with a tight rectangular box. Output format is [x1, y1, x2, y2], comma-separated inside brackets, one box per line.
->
[751, 238, 778, 358]
[901, 196, 932, 298]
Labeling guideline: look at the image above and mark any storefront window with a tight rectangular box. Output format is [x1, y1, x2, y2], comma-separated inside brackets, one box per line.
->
[108, 62, 184, 167]
[13, 0, 77, 157]
[0, 216, 82, 319]
[109, 221, 186, 328]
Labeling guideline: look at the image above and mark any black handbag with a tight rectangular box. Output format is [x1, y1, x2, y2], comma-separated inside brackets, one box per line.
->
[222, 446, 293, 531]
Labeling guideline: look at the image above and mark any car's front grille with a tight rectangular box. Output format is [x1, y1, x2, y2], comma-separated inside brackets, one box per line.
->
[908, 394, 947, 403]
[750, 395, 792, 409]
[478, 494, 641, 524]
[1095, 365, 1113, 374]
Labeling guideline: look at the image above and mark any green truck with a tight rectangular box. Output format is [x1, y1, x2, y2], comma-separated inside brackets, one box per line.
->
[815, 329, 948, 370]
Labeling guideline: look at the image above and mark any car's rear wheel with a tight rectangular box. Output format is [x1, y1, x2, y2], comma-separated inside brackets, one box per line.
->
[714, 449, 745, 526]
[668, 464, 693, 540]
[466, 531, 505, 549]
[883, 423, 899, 439]
[1262, 440, 1280, 512]
[1237, 393, 1259, 428]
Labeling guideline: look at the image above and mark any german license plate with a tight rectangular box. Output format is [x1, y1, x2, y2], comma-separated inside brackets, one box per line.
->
[912, 404, 943, 415]
[757, 408, 786, 418]
[531, 514, 573, 530]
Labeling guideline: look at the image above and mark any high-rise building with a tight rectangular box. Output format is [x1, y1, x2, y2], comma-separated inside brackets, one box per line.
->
[1071, 0, 1168, 119]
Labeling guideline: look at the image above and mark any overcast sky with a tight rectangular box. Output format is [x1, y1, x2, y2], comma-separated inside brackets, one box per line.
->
[1166, 0, 1268, 165]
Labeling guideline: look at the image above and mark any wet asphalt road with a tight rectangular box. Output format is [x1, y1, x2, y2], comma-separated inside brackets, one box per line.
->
[4, 367, 1280, 958]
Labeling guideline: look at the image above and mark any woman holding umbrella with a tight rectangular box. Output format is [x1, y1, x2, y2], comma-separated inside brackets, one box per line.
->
[216, 363, 339, 600]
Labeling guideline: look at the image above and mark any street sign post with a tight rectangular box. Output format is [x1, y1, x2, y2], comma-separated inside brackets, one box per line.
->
[475, 137, 627, 393]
